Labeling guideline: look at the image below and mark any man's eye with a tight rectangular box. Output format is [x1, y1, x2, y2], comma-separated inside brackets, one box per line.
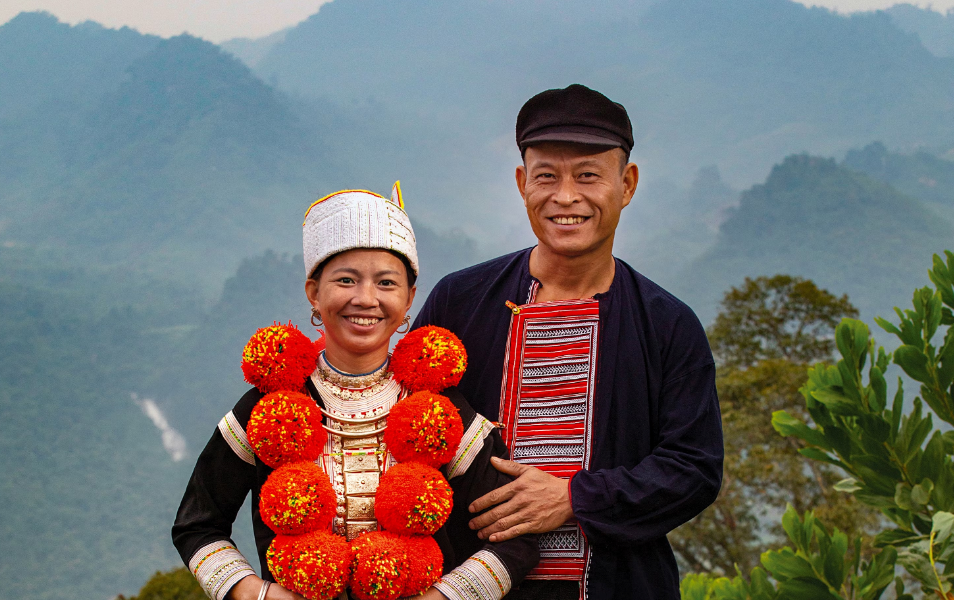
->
[580, 172, 598, 179]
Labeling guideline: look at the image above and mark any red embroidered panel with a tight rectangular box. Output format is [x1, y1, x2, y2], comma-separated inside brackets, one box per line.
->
[499, 296, 599, 581]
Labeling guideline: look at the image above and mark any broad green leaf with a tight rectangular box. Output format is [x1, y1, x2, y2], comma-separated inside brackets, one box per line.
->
[895, 484, 915, 511]
[833, 477, 862, 493]
[873, 529, 922, 547]
[890, 378, 905, 437]
[812, 388, 862, 416]
[772, 411, 831, 449]
[897, 544, 939, 589]
[875, 316, 902, 337]
[776, 577, 841, 600]
[937, 332, 954, 390]
[869, 365, 888, 412]
[748, 567, 777, 600]
[894, 345, 931, 383]
[798, 447, 848, 470]
[761, 548, 817, 581]
[933, 511, 954, 545]
[823, 529, 848, 587]
[781, 505, 811, 554]
[910, 480, 933, 507]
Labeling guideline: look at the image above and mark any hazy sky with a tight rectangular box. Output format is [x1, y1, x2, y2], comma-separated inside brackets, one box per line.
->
[0, 0, 950, 42]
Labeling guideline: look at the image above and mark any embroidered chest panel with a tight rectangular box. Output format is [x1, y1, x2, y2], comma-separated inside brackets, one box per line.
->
[499, 296, 599, 581]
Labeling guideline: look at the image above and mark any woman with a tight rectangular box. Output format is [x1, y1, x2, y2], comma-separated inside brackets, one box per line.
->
[172, 184, 538, 600]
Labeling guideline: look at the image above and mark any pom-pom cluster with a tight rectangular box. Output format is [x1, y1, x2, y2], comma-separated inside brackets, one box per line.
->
[247, 391, 325, 469]
[242, 322, 319, 394]
[391, 326, 467, 392]
[383, 391, 464, 467]
[267, 531, 351, 598]
[260, 462, 337, 535]
[241, 322, 466, 599]
[375, 463, 454, 536]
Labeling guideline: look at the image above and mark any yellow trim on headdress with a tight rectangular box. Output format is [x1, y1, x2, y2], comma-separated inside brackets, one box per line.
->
[390, 181, 404, 209]
[302, 189, 384, 225]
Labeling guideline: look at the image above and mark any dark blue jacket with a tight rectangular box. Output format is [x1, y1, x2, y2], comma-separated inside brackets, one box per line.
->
[413, 248, 723, 599]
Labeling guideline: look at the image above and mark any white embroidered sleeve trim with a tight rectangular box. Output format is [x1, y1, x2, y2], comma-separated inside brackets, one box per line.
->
[188, 540, 256, 600]
[433, 549, 512, 600]
[218, 411, 256, 465]
[447, 416, 496, 479]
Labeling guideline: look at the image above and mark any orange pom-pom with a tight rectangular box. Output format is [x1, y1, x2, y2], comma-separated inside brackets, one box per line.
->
[242, 322, 319, 394]
[260, 462, 336, 535]
[383, 392, 463, 468]
[267, 531, 351, 599]
[391, 326, 467, 392]
[400, 535, 443, 596]
[247, 391, 326, 468]
[349, 532, 408, 600]
[375, 463, 453, 536]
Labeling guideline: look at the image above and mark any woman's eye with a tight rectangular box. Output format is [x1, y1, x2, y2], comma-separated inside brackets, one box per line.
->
[337, 277, 355, 284]
[379, 279, 397, 287]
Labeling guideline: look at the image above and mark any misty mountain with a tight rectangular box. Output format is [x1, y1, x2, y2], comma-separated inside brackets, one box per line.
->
[843, 141, 954, 209]
[674, 154, 953, 325]
[886, 3, 954, 57]
[243, 0, 954, 244]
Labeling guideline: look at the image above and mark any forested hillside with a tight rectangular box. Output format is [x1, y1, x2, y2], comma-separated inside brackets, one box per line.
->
[675, 155, 954, 324]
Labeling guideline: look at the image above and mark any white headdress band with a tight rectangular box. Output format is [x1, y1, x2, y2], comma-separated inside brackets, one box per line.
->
[302, 181, 419, 279]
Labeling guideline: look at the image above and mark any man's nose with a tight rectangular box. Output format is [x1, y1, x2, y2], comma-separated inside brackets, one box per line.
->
[554, 178, 579, 205]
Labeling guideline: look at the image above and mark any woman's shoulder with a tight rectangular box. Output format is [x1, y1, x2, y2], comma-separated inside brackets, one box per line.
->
[230, 387, 265, 426]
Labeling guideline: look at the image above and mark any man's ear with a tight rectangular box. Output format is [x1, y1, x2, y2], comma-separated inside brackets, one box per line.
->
[622, 162, 639, 209]
[515, 165, 529, 207]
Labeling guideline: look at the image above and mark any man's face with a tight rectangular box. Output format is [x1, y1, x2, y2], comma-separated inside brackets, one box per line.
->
[516, 142, 638, 260]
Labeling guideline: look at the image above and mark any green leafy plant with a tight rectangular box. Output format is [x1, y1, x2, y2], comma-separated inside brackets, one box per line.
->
[679, 505, 901, 600]
[771, 251, 954, 596]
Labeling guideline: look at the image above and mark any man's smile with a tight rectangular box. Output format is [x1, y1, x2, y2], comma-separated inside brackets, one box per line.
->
[550, 216, 589, 225]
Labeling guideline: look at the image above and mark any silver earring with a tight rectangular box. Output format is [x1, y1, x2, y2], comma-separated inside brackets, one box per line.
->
[311, 307, 323, 327]
[396, 316, 410, 333]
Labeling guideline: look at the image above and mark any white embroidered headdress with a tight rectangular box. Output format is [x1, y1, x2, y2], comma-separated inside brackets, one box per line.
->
[302, 182, 419, 279]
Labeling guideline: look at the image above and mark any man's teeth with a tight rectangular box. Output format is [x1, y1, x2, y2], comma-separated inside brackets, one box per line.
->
[553, 216, 586, 225]
[348, 317, 381, 326]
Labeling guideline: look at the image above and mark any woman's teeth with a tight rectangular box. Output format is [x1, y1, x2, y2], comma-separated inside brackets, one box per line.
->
[347, 317, 381, 326]
[552, 216, 586, 225]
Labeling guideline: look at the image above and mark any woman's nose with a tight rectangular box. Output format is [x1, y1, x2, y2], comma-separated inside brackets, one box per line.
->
[352, 282, 378, 306]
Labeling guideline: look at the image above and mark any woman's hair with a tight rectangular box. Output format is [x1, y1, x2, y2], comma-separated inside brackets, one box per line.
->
[309, 250, 417, 289]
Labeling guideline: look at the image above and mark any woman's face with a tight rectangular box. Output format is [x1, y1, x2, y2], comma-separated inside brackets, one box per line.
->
[305, 249, 415, 372]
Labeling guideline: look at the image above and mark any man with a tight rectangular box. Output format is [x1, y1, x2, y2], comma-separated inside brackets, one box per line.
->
[413, 84, 723, 600]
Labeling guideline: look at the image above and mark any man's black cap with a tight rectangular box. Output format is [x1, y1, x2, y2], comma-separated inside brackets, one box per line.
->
[516, 84, 634, 154]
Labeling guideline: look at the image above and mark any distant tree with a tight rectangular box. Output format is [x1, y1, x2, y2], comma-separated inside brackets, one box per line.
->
[117, 567, 204, 600]
[670, 275, 879, 575]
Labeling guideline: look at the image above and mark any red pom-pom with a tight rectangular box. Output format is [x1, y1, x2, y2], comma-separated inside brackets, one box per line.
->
[391, 326, 467, 392]
[242, 322, 319, 394]
[383, 392, 463, 468]
[267, 531, 351, 599]
[349, 532, 408, 600]
[260, 462, 336, 535]
[375, 463, 453, 536]
[400, 535, 443, 596]
[247, 391, 326, 468]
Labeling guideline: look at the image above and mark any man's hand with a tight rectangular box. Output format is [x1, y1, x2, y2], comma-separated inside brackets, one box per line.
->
[468, 457, 574, 542]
